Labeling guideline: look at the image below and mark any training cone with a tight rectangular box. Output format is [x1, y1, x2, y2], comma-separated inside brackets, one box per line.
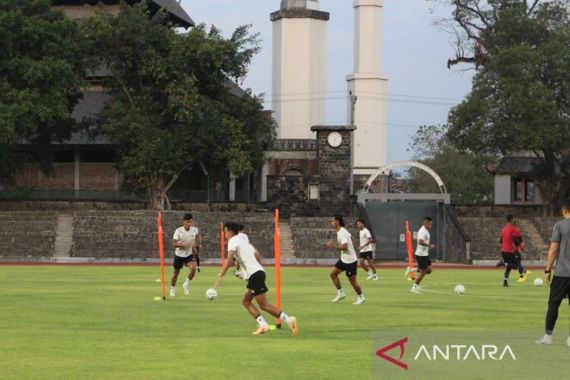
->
[155, 279, 161, 283]
[153, 296, 162, 301]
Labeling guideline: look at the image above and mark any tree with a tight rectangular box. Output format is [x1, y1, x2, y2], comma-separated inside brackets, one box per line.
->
[436, 0, 570, 213]
[80, 4, 275, 209]
[406, 125, 494, 203]
[0, 0, 87, 181]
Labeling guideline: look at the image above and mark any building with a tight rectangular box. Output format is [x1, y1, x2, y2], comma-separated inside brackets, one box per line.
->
[489, 157, 543, 205]
[1, 1, 194, 201]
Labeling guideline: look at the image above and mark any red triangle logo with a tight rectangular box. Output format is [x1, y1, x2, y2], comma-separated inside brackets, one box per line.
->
[376, 337, 408, 370]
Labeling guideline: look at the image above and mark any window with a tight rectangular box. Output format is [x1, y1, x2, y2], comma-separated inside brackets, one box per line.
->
[512, 176, 535, 203]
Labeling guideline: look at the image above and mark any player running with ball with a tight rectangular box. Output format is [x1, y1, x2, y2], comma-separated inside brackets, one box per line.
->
[214, 222, 298, 336]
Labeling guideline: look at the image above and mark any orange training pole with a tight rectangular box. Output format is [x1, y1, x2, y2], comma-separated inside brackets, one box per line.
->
[157, 212, 166, 300]
[274, 208, 282, 328]
[220, 222, 225, 267]
[405, 221, 415, 280]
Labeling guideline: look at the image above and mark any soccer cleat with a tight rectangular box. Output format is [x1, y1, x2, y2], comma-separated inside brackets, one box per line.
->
[516, 277, 527, 283]
[524, 270, 531, 278]
[169, 287, 176, 297]
[331, 293, 346, 303]
[366, 272, 374, 280]
[503, 280, 509, 287]
[372, 274, 379, 281]
[182, 281, 190, 295]
[288, 316, 299, 335]
[535, 335, 553, 345]
[252, 324, 270, 336]
[353, 295, 366, 305]
[410, 284, 422, 294]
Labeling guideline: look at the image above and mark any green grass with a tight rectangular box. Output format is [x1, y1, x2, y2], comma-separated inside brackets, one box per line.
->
[0, 266, 565, 380]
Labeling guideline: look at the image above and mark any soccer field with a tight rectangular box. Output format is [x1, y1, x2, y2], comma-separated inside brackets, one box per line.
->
[0, 265, 566, 380]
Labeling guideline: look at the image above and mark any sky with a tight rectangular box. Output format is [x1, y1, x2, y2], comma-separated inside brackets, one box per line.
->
[179, 0, 475, 162]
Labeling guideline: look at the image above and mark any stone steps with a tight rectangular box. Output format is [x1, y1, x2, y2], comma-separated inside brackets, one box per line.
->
[517, 219, 549, 260]
[279, 222, 295, 258]
[54, 213, 73, 257]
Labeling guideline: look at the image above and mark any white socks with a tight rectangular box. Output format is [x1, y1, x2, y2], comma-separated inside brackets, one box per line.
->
[256, 315, 268, 327]
[279, 312, 289, 324]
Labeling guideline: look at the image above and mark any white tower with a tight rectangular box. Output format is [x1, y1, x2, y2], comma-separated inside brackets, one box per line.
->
[347, 0, 389, 175]
[271, 0, 329, 139]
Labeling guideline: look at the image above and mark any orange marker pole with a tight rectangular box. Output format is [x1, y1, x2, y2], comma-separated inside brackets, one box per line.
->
[157, 212, 166, 300]
[274, 208, 282, 329]
[220, 222, 225, 267]
[405, 221, 415, 280]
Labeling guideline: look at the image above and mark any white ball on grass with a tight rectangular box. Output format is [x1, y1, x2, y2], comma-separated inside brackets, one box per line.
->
[205, 288, 218, 300]
[454, 284, 465, 295]
[533, 278, 544, 287]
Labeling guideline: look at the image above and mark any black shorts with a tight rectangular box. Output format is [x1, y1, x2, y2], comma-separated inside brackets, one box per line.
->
[359, 251, 374, 260]
[501, 252, 520, 269]
[548, 276, 570, 302]
[173, 255, 194, 270]
[247, 271, 268, 295]
[334, 260, 358, 277]
[415, 255, 431, 270]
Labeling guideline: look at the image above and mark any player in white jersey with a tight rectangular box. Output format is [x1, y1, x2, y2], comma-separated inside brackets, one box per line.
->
[234, 223, 249, 280]
[356, 219, 379, 281]
[216, 222, 298, 336]
[171, 213, 200, 297]
[410, 217, 435, 294]
[325, 215, 366, 305]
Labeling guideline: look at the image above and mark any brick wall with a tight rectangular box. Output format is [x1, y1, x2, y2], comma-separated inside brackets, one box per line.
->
[80, 163, 117, 191]
[39, 164, 75, 190]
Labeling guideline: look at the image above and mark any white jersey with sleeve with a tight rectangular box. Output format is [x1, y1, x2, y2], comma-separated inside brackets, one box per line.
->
[238, 232, 249, 243]
[415, 226, 430, 257]
[337, 227, 358, 264]
[228, 235, 263, 279]
[173, 226, 199, 258]
[359, 228, 373, 253]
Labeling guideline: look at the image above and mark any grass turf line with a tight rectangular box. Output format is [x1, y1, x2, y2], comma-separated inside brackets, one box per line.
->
[0, 266, 558, 380]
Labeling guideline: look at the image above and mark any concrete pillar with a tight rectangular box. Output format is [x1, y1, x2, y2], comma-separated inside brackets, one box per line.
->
[271, 0, 329, 139]
[229, 174, 236, 202]
[74, 146, 80, 198]
[261, 162, 269, 202]
[347, 0, 389, 176]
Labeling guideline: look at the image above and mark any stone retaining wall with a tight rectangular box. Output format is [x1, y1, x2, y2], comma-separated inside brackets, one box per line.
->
[0, 212, 57, 258]
[290, 217, 359, 259]
[71, 211, 274, 259]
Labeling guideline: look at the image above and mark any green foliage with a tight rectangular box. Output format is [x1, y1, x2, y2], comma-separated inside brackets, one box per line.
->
[0, 0, 87, 178]
[407, 125, 494, 203]
[80, 4, 275, 208]
[442, 0, 570, 211]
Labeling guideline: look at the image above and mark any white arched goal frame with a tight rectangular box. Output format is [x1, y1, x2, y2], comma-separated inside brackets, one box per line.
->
[362, 160, 448, 194]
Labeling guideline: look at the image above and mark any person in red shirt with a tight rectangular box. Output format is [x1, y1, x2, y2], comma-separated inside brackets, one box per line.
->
[499, 214, 529, 286]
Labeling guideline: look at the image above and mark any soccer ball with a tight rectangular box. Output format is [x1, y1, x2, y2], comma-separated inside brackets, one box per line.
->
[534, 278, 544, 287]
[454, 284, 465, 295]
[205, 288, 218, 300]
